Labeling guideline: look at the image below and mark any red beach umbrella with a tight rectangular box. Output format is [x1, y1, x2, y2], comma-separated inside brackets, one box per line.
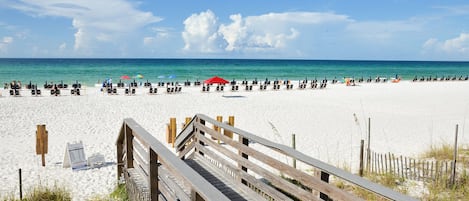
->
[204, 76, 229, 84]
[120, 75, 130, 80]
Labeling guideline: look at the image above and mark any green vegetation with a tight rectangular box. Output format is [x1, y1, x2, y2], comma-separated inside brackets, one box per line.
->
[1, 184, 71, 201]
[331, 143, 469, 200]
[109, 184, 128, 201]
[1, 183, 127, 201]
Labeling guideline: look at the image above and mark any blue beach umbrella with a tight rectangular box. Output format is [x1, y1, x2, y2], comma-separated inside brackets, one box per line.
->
[157, 75, 165, 79]
[168, 75, 176, 79]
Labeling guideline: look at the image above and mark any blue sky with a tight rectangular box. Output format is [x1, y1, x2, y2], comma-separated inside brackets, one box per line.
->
[0, 0, 469, 60]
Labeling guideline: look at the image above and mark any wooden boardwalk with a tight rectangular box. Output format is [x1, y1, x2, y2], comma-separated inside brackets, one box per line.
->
[116, 115, 417, 201]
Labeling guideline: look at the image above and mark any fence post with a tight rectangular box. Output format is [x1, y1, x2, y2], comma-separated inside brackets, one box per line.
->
[224, 116, 234, 139]
[214, 116, 223, 143]
[19, 168, 22, 200]
[170, 118, 176, 148]
[359, 139, 364, 176]
[367, 118, 371, 172]
[292, 134, 296, 169]
[450, 124, 458, 186]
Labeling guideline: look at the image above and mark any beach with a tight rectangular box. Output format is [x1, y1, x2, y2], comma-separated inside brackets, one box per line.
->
[1, 80, 469, 200]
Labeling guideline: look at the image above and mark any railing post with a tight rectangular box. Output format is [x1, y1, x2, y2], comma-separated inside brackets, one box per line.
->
[199, 118, 205, 156]
[149, 148, 159, 200]
[125, 124, 134, 168]
[319, 171, 331, 200]
[239, 135, 249, 185]
[117, 137, 124, 180]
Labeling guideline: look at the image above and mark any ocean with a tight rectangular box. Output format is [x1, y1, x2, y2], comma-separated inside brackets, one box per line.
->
[1, 58, 469, 86]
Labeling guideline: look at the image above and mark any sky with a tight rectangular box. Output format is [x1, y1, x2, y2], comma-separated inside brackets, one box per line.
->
[0, 0, 469, 60]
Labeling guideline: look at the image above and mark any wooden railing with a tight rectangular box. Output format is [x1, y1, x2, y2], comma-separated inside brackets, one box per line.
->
[116, 118, 230, 201]
[175, 114, 417, 201]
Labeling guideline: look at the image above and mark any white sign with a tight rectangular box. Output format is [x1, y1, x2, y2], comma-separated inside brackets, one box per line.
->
[63, 141, 87, 169]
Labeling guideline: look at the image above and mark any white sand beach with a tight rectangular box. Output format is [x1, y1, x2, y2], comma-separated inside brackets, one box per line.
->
[1, 80, 469, 200]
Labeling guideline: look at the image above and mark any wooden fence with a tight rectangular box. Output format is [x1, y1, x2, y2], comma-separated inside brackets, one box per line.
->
[367, 150, 455, 182]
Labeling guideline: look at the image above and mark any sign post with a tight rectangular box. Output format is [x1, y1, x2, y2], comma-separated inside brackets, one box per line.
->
[36, 125, 48, 167]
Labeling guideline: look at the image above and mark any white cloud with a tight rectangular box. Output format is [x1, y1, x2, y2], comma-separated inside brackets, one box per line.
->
[9, 0, 161, 53]
[218, 14, 246, 51]
[2, 36, 13, 44]
[143, 27, 171, 46]
[182, 11, 351, 54]
[0, 36, 14, 53]
[422, 33, 469, 57]
[59, 42, 67, 51]
[442, 33, 469, 53]
[346, 20, 421, 41]
[182, 10, 223, 53]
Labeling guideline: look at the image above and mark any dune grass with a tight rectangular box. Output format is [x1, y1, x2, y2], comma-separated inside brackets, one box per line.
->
[1, 183, 127, 201]
[1, 184, 71, 201]
[331, 143, 469, 200]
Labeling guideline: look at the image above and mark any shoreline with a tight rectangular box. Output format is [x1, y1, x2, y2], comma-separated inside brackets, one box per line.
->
[1, 80, 469, 200]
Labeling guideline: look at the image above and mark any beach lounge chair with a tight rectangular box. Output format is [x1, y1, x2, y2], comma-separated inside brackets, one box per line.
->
[71, 89, 75, 95]
[10, 90, 14, 96]
[37, 89, 41, 95]
[311, 82, 318, 89]
[149, 88, 153, 94]
[125, 88, 129, 95]
[131, 88, 136, 95]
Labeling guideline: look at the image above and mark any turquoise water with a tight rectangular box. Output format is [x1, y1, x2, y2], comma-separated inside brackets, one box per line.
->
[1, 59, 469, 86]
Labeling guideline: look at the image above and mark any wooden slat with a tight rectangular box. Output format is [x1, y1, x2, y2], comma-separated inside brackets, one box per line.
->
[133, 149, 149, 175]
[158, 166, 191, 201]
[190, 152, 275, 201]
[194, 144, 294, 201]
[196, 122, 361, 201]
[175, 115, 196, 149]
[178, 137, 196, 159]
